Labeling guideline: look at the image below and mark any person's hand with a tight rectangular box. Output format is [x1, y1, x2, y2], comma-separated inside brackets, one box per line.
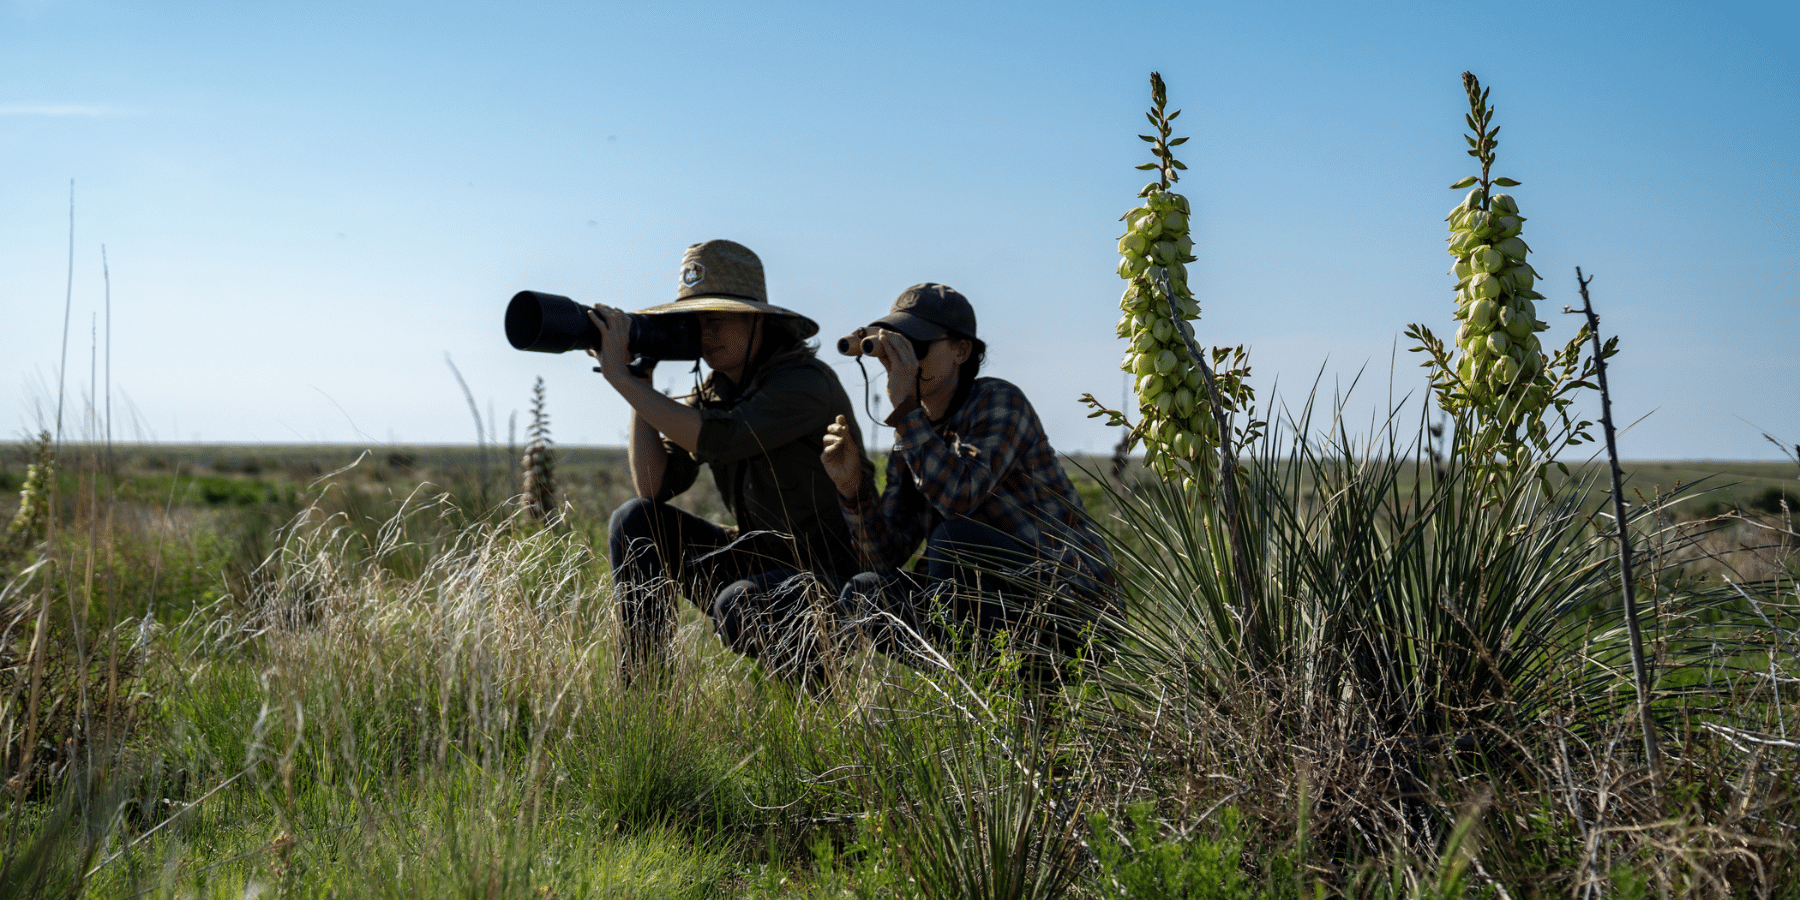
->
[585, 304, 647, 385]
[821, 414, 864, 498]
[867, 329, 919, 410]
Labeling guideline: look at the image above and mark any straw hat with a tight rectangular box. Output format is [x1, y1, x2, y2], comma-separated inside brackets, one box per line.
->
[633, 239, 819, 340]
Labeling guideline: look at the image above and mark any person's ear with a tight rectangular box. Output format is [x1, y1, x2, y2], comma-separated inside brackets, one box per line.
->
[952, 339, 972, 366]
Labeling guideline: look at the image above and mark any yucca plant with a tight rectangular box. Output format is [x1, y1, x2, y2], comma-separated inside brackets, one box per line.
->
[1075, 382, 1800, 885]
[1093, 380, 1757, 741]
[520, 376, 558, 524]
[2, 430, 54, 571]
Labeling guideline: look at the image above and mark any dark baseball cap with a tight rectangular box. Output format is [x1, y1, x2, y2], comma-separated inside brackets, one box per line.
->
[871, 283, 978, 342]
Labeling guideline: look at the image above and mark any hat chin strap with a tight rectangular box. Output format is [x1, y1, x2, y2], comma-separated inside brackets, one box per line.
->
[746, 316, 765, 382]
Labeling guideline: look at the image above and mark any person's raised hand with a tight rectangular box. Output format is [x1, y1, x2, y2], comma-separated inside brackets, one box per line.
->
[868, 330, 919, 410]
[821, 414, 864, 498]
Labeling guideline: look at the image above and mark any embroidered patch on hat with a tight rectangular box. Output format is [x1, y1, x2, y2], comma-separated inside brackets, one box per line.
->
[680, 262, 706, 287]
[895, 293, 917, 310]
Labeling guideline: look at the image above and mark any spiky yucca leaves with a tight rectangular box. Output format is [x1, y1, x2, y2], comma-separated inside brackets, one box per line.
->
[1084, 72, 1253, 491]
[1093, 383, 1759, 739]
[520, 376, 557, 523]
[1407, 73, 1594, 496]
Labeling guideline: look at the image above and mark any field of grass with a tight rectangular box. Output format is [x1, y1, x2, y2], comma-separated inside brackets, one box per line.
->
[1, 422, 1796, 898]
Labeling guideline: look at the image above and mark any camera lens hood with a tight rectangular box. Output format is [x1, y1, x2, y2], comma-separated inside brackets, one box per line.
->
[506, 291, 600, 353]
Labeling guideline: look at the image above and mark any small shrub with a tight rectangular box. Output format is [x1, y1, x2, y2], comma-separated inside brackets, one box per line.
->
[1089, 803, 1277, 900]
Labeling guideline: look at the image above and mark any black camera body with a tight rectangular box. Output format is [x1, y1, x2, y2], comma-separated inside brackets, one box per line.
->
[505, 291, 702, 375]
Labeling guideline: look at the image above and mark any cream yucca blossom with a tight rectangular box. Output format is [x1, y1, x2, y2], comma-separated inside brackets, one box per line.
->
[1441, 73, 1553, 455]
[1407, 72, 1599, 493]
[1086, 72, 1253, 491]
[5, 431, 53, 552]
[1444, 180, 1548, 418]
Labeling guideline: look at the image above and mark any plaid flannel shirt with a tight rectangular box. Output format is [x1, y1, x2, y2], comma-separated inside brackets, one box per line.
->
[838, 377, 1113, 592]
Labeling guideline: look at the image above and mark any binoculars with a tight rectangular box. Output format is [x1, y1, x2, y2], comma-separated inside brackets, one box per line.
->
[505, 290, 702, 377]
[835, 326, 879, 357]
[836, 326, 933, 360]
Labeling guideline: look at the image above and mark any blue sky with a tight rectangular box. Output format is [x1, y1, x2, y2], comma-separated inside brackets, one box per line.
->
[3, 0, 1795, 459]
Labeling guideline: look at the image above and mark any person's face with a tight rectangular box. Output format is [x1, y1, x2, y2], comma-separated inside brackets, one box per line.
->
[698, 311, 759, 379]
[916, 337, 971, 404]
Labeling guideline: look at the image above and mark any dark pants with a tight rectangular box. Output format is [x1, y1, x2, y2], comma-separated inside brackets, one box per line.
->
[608, 497, 827, 686]
[837, 518, 1058, 669]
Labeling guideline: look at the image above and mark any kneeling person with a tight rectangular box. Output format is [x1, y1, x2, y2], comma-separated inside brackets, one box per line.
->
[820, 283, 1114, 670]
[591, 240, 873, 686]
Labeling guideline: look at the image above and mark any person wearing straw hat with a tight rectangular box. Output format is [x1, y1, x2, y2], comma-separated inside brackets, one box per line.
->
[820, 283, 1114, 675]
[587, 239, 874, 688]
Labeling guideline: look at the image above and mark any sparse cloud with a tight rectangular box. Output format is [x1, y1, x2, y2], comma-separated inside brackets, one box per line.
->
[0, 103, 133, 117]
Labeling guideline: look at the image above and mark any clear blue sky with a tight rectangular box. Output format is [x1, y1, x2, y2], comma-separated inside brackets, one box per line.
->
[3, 0, 1795, 459]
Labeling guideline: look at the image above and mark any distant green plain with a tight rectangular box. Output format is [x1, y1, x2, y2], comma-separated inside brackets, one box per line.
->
[5, 444, 1794, 524]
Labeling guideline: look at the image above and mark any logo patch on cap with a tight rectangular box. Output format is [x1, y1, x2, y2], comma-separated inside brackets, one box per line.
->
[680, 262, 706, 287]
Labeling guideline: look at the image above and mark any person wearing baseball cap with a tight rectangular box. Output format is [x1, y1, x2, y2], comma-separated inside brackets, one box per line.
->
[587, 239, 874, 689]
[820, 283, 1114, 676]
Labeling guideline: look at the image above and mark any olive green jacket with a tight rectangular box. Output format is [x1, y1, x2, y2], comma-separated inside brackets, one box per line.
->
[658, 350, 874, 587]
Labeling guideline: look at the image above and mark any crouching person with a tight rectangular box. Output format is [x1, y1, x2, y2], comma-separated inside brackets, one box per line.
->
[591, 240, 873, 688]
[820, 284, 1114, 678]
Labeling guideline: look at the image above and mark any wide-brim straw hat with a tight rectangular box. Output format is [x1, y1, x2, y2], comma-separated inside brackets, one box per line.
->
[633, 239, 819, 340]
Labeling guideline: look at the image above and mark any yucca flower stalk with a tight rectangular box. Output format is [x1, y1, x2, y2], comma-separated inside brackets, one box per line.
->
[1083, 72, 1254, 492]
[4, 431, 54, 558]
[520, 377, 557, 523]
[1407, 72, 1596, 495]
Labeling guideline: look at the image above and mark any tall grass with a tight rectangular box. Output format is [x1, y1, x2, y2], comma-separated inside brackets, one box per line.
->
[71, 491, 814, 896]
[849, 660, 1089, 900]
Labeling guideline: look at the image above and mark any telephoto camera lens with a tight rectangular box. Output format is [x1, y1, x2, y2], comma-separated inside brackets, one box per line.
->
[504, 291, 703, 362]
[506, 291, 601, 353]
